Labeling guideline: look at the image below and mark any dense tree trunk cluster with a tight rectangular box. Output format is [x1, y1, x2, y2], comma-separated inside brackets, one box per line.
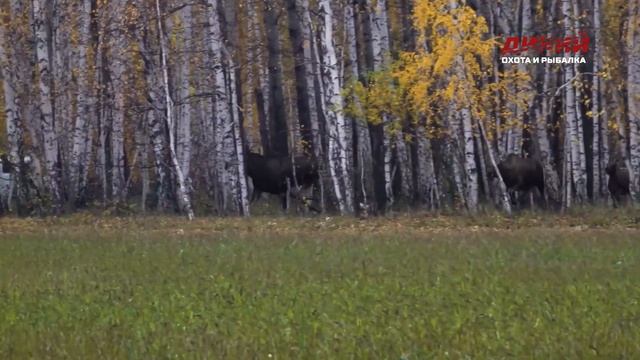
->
[0, 0, 637, 217]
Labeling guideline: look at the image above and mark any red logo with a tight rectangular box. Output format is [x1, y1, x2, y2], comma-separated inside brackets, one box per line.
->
[500, 32, 590, 56]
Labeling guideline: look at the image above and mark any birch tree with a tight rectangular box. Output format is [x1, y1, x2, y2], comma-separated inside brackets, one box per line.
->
[137, 10, 171, 210]
[0, 0, 636, 215]
[561, 0, 587, 205]
[318, 0, 354, 214]
[69, 0, 93, 205]
[107, 0, 128, 203]
[155, 0, 194, 220]
[626, 0, 640, 201]
[286, 0, 315, 154]
[591, 0, 607, 201]
[367, 0, 394, 208]
[264, 1, 288, 155]
[450, 0, 478, 211]
[206, 0, 249, 215]
[245, 0, 271, 152]
[0, 6, 20, 171]
[32, 0, 62, 208]
[345, 1, 375, 213]
[535, 4, 561, 204]
[176, 7, 193, 182]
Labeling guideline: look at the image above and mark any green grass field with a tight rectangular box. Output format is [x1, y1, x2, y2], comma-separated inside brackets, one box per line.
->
[1, 210, 639, 358]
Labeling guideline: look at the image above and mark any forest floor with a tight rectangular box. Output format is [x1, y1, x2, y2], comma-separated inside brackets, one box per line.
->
[0, 208, 639, 358]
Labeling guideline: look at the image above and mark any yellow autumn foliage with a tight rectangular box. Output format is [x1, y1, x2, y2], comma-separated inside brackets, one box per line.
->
[345, 0, 530, 140]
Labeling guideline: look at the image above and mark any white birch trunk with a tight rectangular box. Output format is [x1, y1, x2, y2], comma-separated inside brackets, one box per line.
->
[318, 0, 353, 214]
[562, 126, 573, 210]
[52, 0, 71, 174]
[461, 107, 478, 211]
[206, 0, 248, 215]
[0, 12, 21, 211]
[177, 7, 193, 181]
[571, 0, 588, 202]
[147, 109, 170, 209]
[478, 119, 512, 214]
[562, 0, 586, 205]
[345, 2, 374, 213]
[591, 0, 604, 201]
[368, 0, 394, 207]
[508, 0, 533, 156]
[140, 3, 174, 211]
[69, 0, 92, 203]
[450, 0, 478, 211]
[627, 0, 640, 201]
[302, 0, 325, 201]
[206, 0, 230, 211]
[108, 0, 127, 202]
[156, 0, 194, 220]
[228, 60, 250, 216]
[95, 18, 108, 204]
[535, 5, 561, 204]
[0, 14, 21, 171]
[302, 0, 328, 212]
[537, 71, 561, 203]
[32, 0, 62, 208]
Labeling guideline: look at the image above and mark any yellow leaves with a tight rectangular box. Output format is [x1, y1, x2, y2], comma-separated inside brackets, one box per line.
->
[345, 0, 535, 139]
[442, 79, 458, 101]
[413, 0, 448, 31]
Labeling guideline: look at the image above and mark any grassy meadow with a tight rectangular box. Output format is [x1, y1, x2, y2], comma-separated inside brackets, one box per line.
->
[0, 209, 639, 358]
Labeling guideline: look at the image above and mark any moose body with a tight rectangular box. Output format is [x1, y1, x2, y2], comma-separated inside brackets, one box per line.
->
[492, 154, 545, 208]
[606, 160, 630, 206]
[246, 152, 318, 210]
[497, 154, 545, 194]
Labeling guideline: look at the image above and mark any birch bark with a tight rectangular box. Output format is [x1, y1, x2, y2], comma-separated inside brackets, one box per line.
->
[450, 0, 478, 211]
[367, 0, 394, 208]
[627, 0, 640, 201]
[32, 0, 62, 208]
[0, 11, 21, 170]
[69, 0, 93, 204]
[176, 7, 192, 181]
[264, 1, 288, 155]
[561, 0, 587, 205]
[156, 0, 194, 220]
[206, 0, 248, 215]
[345, 2, 374, 213]
[591, 0, 605, 201]
[318, 0, 354, 214]
[107, 0, 127, 202]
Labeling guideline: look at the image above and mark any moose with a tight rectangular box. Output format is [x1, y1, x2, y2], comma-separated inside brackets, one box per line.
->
[245, 152, 319, 211]
[605, 159, 630, 207]
[491, 154, 545, 208]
